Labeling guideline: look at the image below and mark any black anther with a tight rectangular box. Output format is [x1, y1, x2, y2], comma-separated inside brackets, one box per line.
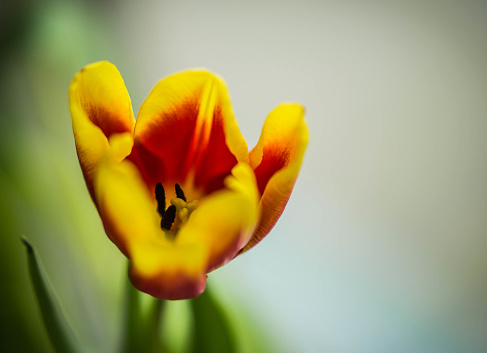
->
[155, 183, 166, 217]
[160, 205, 176, 230]
[175, 183, 186, 201]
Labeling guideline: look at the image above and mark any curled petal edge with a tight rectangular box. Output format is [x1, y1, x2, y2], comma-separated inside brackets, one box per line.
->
[242, 103, 308, 253]
[69, 61, 134, 200]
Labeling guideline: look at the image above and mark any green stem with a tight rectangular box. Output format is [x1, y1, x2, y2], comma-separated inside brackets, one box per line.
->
[121, 263, 142, 353]
[120, 262, 165, 353]
[189, 287, 236, 353]
[145, 298, 165, 353]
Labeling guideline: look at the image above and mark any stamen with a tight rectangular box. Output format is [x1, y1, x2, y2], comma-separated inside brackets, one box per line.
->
[155, 182, 166, 217]
[155, 182, 195, 234]
[175, 183, 187, 201]
[160, 205, 176, 230]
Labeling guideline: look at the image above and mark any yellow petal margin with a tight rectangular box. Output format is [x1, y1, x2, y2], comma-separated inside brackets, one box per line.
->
[69, 61, 134, 200]
[94, 134, 259, 299]
[94, 133, 160, 257]
[242, 103, 308, 252]
[178, 162, 260, 272]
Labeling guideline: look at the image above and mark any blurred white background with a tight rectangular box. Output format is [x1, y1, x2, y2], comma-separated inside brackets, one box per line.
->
[98, 0, 487, 352]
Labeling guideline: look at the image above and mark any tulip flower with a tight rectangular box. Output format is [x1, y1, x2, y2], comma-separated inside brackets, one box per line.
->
[69, 61, 308, 300]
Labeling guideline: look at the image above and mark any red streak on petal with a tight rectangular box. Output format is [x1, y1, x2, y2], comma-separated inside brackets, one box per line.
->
[253, 144, 291, 195]
[134, 100, 198, 187]
[134, 102, 237, 195]
[192, 106, 238, 194]
[86, 106, 132, 138]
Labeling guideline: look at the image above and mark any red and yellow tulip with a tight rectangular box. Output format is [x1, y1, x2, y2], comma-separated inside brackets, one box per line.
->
[69, 61, 308, 300]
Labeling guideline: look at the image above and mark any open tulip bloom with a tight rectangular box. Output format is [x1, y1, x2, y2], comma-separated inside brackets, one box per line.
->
[69, 61, 308, 300]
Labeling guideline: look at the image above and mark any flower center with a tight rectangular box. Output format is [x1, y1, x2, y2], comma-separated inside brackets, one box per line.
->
[155, 182, 198, 237]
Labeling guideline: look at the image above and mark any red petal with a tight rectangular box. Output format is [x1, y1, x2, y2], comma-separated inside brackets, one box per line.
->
[133, 70, 248, 196]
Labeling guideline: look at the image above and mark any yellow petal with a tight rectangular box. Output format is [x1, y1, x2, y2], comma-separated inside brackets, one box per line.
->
[94, 137, 258, 299]
[133, 69, 248, 195]
[177, 162, 260, 272]
[95, 134, 208, 299]
[242, 103, 308, 252]
[69, 61, 135, 199]
[93, 133, 160, 256]
[129, 240, 208, 300]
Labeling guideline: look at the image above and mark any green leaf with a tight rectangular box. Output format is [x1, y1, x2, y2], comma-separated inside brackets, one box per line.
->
[189, 287, 236, 353]
[21, 236, 81, 353]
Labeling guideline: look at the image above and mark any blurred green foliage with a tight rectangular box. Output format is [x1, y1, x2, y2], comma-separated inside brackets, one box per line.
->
[0, 1, 277, 352]
[0, 0, 123, 351]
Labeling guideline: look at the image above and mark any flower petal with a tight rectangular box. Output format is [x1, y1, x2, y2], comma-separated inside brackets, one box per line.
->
[93, 133, 159, 256]
[178, 162, 260, 272]
[133, 69, 248, 196]
[129, 240, 209, 300]
[94, 134, 208, 299]
[242, 103, 308, 252]
[94, 137, 258, 300]
[69, 61, 135, 199]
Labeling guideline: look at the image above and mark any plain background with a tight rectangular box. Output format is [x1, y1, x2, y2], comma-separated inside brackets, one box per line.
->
[114, 1, 487, 351]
